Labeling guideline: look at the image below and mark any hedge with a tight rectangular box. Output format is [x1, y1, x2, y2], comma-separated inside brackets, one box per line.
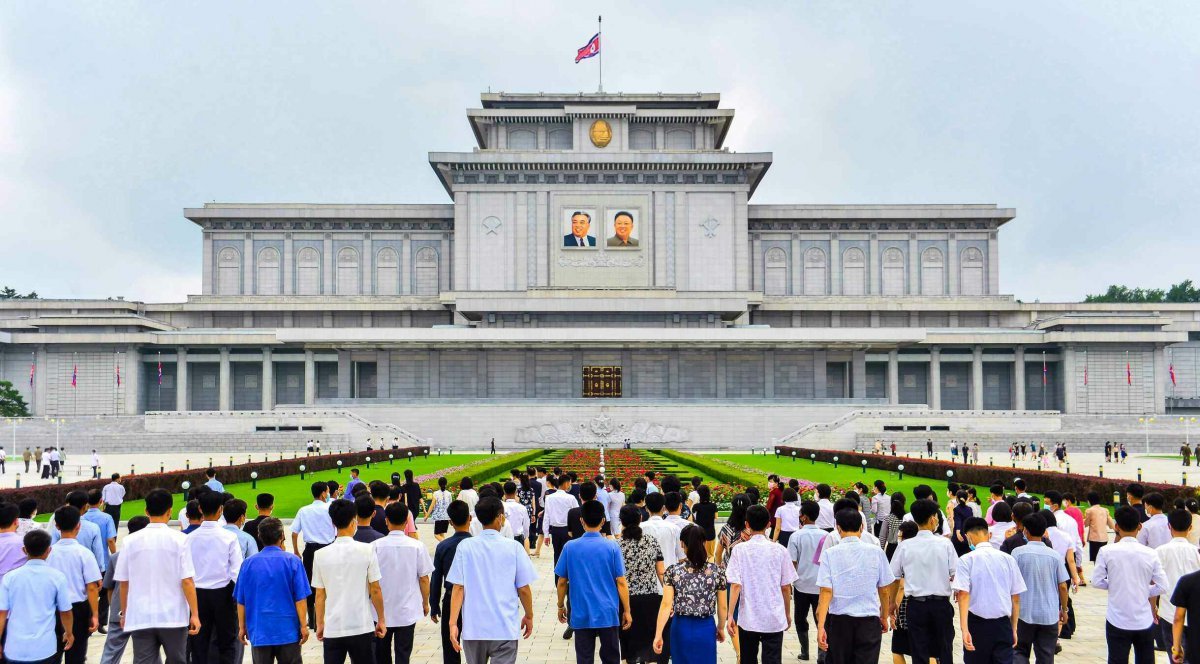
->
[437, 450, 547, 488]
[657, 450, 765, 490]
[0, 446, 430, 514]
[774, 446, 1197, 506]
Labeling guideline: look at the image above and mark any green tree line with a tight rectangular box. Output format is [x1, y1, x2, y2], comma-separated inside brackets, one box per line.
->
[1084, 280, 1200, 303]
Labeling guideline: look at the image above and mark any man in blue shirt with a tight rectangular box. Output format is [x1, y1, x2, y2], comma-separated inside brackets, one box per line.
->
[50, 492, 106, 573]
[235, 517, 311, 664]
[0, 530, 74, 663]
[1011, 513, 1069, 664]
[47, 506, 103, 664]
[344, 469, 364, 501]
[84, 489, 117, 634]
[205, 468, 224, 493]
[431, 501, 471, 664]
[555, 501, 631, 664]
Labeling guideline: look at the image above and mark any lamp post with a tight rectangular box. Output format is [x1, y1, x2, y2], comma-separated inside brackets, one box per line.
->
[791, 451, 796, 463]
[407, 451, 413, 463]
[1139, 417, 1155, 454]
[833, 456, 839, 469]
[898, 464, 906, 480]
[181, 481, 191, 492]
[337, 460, 343, 474]
[389, 454, 394, 465]
[861, 459, 868, 475]
[1183, 417, 1197, 448]
[251, 471, 258, 489]
[366, 456, 372, 469]
[299, 464, 307, 480]
[810, 453, 816, 465]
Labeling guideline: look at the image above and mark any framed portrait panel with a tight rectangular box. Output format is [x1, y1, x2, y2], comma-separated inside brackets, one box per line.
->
[562, 209, 598, 249]
[606, 209, 640, 249]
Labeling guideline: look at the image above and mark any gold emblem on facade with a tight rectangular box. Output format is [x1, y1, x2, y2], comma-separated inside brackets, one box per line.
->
[589, 119, 612, 148]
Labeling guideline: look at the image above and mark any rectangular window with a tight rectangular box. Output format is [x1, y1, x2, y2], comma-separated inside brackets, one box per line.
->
[583, 366, 622, 398]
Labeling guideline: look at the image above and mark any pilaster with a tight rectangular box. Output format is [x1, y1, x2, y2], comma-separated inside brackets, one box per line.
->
[851, 350, 866, 399]
[262, 348, 274, 411]
[337, 351, 351, 399]
[376, 350, 390, 400]
[304, 350, 316, 405]
[887, 350, 900, 405]
[218, 347, 231, 411]
[929, 347, 941, 410]
[813, 351, 828, 398]
[1013, 346, 1026, 411]
[176, 348, 189, 412]
[971, 346, 983, 410]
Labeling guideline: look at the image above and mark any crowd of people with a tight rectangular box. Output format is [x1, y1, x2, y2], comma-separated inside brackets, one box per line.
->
[1, 462, 1199, 664]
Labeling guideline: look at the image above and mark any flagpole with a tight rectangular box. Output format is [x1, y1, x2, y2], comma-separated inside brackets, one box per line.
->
[73, 351, 78, 418]
[597, 15, 603, 93]
[1042, 350, 1047, 411]
[157, 351, 162, 411]
[1126, 350, 1131, 415]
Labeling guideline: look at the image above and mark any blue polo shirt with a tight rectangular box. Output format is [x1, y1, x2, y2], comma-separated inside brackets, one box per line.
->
[233, 546, 312, 646]
[554, 531, 626, 629]
[83, 508, 117, 567]
[0, 559, 73, 662]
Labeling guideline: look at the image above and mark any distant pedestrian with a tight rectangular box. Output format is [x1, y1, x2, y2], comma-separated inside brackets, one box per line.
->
[91, 450, 101, 479]
[101, 474, 125, 527]
[489, 438, 496, 455]
[22, 447, 31, 473]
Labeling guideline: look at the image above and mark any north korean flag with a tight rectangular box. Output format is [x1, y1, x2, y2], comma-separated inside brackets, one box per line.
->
[575, 33, 600, 63]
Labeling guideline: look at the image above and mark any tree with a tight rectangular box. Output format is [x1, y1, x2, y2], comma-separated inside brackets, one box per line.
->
[1083, 281, 1199, 303]
[1166, 280, 1200, 303]
[0, 286, 37, 300]
[0, 381, 29, 417]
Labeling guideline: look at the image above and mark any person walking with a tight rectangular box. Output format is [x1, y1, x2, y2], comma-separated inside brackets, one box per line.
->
[555, 501, 632, 664]
[99, 516, 150, 664]
[446, 497, 538, 664]
[1086, 492, 1115, 562]
[654, 524, 728, 664]
[815, 507, 896, 664]
[291, 481, 336, 631]
[234, 516, 311, 664]
[243, 493, 275, 551]
[0, 529, 75, 664]
[489, 438, 496, 455]
[47, 506, 102, 664]
[889, 499, 958, 664]
[786, 501, 825, 661]
[115, 489, 201, 664]
[22, 447, 31, 473]
[186, 490, 244, 664]
[1010, 513, 1069, 664]
[312, 499, 387, 664]
[726, 504, 799, 664]
[50, 492, 107, 574]
[91, 450, 101, 479]
[0, 503, 26, 589]
[1154, 510, 1200, 662]
[952, 517, 1026, 664]
[427, 477, 454, 542]
[772, 488, 802, 548]
[373, 503, 433, 664]
[1092, 506, 1168, 664]
[430, 501, 471, 664]
[101, 474, 125, 528]
[617, 505, 664, 663]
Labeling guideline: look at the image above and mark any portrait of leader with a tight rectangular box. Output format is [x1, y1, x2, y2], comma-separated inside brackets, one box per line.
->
[563, 210, 597, 248]
[607, 210, 639, 247]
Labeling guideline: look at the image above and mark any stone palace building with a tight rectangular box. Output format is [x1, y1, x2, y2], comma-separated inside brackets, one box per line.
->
[1, 91, 1198, 451]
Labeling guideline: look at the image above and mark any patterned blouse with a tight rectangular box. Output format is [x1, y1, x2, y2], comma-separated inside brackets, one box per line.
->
[718, 523, 751, 566]
[619, 535, 664, 596]
[429, 489, 453, 521]
[664, 562, 727, 618]
[517, 487, 536, 519]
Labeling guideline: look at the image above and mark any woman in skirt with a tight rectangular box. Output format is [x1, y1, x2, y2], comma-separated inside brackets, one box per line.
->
[425, 476, 453, 541]
[617, 506, 664, 663]
[653, 525, 728, 664]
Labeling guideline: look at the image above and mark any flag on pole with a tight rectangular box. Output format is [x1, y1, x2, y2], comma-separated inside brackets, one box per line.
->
[575, 32, 600, 63]
[1126, 360, 1133, 386]
[115, 362, 121, 388]
[1042, 352, 1048, 385]
[1170, 363, 1177, 387]
[157, 359, 163, 386]
[71, 364, 78, 388]
[1083, 364, 1088, 386]
[29, 358, 35, 387]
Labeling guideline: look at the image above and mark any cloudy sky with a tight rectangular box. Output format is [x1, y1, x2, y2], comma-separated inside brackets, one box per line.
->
[1, 2, 1197, 303]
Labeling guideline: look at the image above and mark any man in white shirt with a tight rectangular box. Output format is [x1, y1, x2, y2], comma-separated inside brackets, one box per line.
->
[889, 498, 958, 664]
[503, 482, 532, 553]
[447, 496, 538, 664]
[663, 492, 689, 533]
[870, 481, 891, 536]
[312, 499, 386, 664]
[1135, 493, 1171, 549]
[639, 492, 683, 567]
[952, 517, 1026, 663]
[1092, 505, 1168, 664]
[47, 506, 103, 664]
[100, 474, 125, 526]
[1154, 509, 1200, 659]
[372, 503, 433, 664]
[786, 501, 826, 661]
[541, 475, 579, 569]
[816, 508, 896, 664]
[727, 504, 798, 663]
[90, 450, 101, 479]
[988, 502, 1016, 548]
[814, 484, 835, 531]
[185, 490, 243, 664]
[115, 489, 200, 664]
[291, 481, 336, 631]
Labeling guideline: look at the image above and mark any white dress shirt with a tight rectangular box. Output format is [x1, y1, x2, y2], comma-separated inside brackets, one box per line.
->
[469, 514, 513, 539]
[292, 500, 336, 545]
[951, 542, 1027, 619]
[788, 525, 827, 595]
[890, 529, 958, 597]
[372, 532, 434, 628]
[541, 491, 578, 536]
[503, 499, 530, 538]
[822, 527, 879, 550]
[186, 521, 242, 588]
[871, 494, 892, 522]
[726, 534, 799, 633]
[311, 537, 383, 638]
[1092, 536, 1168, 630]
[774, 502, 802, 533]
[1136, 513, 1172, 549]
[1156, 537, 1200, 621]
[445, 529, 539, 641]
[113, 523, 195, 631]
[815, 499, 835, 529]
[46, 538, 102, 603]
[457, 489, 480, 512]
[988, 522, 1015, 548]
[641, 516, 683, 567]
[1052, 510, 1086, 562]
[817, 535, 896, 617]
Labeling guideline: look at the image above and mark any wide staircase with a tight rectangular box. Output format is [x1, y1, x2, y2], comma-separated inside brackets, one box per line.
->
[525, 448, 704, 482]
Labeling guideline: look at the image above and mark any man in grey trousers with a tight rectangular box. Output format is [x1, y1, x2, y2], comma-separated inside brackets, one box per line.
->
[100, 516, 158, 664]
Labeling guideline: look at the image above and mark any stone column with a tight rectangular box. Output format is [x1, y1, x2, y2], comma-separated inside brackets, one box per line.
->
[764, 350, 776, 399]
[1153, 344, 1168, 414]
[123, 346, 140, 415]
[971, 346, 984, 410]
[869, 235, 880, 295]
[1013, 346, 1026, 411]
[829, 236, 841, 295]
[376, 350, 390, 400]
[813, 351, 828, 399]
[362, 234, 373, 295]
[304, 350, 316, 406]
[242, 236, 254, 294]
[218, 347, 231, 411]
[1062, 346, 1077, 414]
[337, 351, 351, 399]
[947, 235, 959, 296]
[282, 235, 294, 295]
[322, 235, 334, 294]
[175, 348, 189, 412]
[887, 350, 900, 405]
[907, 236, 919, 295]
[851, 350, 867, 399]
[929, 347, 941, 410]
[261, 348, 274, 411]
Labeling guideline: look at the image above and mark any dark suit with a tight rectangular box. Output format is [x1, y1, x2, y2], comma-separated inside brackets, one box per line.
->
[563, 234, 596, 247]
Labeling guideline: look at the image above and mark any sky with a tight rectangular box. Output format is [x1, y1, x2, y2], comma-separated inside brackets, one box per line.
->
[1, 2, 1197, 303]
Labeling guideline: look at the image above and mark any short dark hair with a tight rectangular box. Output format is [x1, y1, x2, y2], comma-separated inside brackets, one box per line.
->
[1114, 506, 1141, 533]
[256, 493, 274, 510]
[355, 496, 376, 520]
[834, 508, 862, 533]
[370, 481, 390, 500]
[992, 502, 1013, 523]
[1043, 491, 1062, 507]
[1144, 493, 1166, 511]
[990, 483, 1004, 497]
[1087, 491, 1101, 506]
[87, 489, 102, 506]
[474, 497, 504, 527]
[310, 481, 329, 499]
[23, 529, 51, 557]
[127, 515, 150, 535]
[800, 500, 820, 523]
[18, 498, 38, 519]
[1013, 478, 1027, 491]
[664, 492, 682, 513]
[1022, 512, 1047, 537]
[746, 504, 770, 531]
[913, 485, 934, 501]
[909, 499, 939, 527]
[0, 503, 19, 529]
[1126, 483, 1145, 499]
[326, 480, 339, 495]
[1169, 508, 1192, 533]
[447, 500, 470, 526]
[206, 468, 216, 478]
[898, 520, 919, 540]
[223, 499, 247, 523]
[963, 517, 989, 535]
[386, 502, 410, 526]
[1012, 500, 1035, 523]
[580, 482, 597, 502]
[834, 498, 857, 513]
[328, 499, 357, 529]
[503, 481, 517, 495]
[816, 483, 831, 499]
[258, 517, 285, 546]
[644, 492, 665, 514]
[110, 473, 121, 481]
[199, 491, 224, 517]
[350, 468, 360, 476]
[782, 488, 799, 503]
[54, 506, 81, 533]
[582, 501, 607, 528]
[145, 489, 173, 517]
[65, 491, 87, 510]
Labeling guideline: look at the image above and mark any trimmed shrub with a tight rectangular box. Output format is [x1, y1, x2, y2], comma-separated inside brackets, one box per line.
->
[657, 450, 764, 490]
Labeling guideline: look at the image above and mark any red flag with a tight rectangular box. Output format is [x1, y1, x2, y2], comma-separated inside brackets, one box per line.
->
[29, 360, 35, 387]
[115, 363, 121, 388]
[1126, 361, 1133, 386]
[1042, 353, 1048, 386]
[1170, 363, 1177, 387]
[71, 364, 77, 388]
[1083, 364, 1088, 386]
[575, 32, 600, 63]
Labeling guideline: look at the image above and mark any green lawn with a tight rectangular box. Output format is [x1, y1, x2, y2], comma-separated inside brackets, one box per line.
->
[110, 454, 491, 521]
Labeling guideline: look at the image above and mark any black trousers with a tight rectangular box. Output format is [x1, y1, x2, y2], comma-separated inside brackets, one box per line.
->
[1015, 620, 1057, 664]
[793, 589, 819, 653]
[439, 592, 462, 664]
[104, 503, 122, 526]
[53, 600, 92, 664]
[738, 628, 783, 664]
[1089, 541, 1107, 562]
[1060, 596, 1075, 639]
[824, 614, 881, 664]
[252, 642, 304, 664]
[964, 614, 1014, 664]
[323, 631, 375, 664]
[374, 624, 415, 664]
[574, 626, 621, 664]
[777, 530, 793, 548]
[549, 526, 570, 568]
[302, 541, 329, 629]
[906, 596, 955, 664]
[1105, 621, 1155, 664]
[191, 584, 237, 664]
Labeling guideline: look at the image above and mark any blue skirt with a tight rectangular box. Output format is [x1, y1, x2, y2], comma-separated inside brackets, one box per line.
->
[669, 615, 716, 664]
